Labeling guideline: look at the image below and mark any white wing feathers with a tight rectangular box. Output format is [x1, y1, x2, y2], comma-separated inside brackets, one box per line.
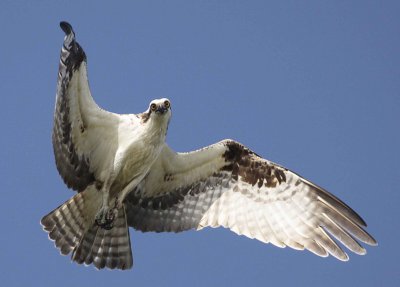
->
[126, 140, 377, 261]
[53, 22, 120, 191]
[45, 22, 133, 269]
[45, 22, 376, 270]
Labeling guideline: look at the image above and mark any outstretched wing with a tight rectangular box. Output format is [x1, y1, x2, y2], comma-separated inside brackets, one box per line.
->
[53, 22, 120, 192]
[125, 139, 377, 261]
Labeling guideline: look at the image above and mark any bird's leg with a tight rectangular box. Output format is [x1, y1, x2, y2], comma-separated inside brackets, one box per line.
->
[95, 181, 117, 230]
[114, 179, 141, 210]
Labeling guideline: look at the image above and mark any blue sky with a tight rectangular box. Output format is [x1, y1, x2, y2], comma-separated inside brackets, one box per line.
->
[1, 1, 399, 286]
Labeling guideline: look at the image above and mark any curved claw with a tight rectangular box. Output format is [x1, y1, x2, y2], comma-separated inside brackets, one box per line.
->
[95, 207, 118, 230]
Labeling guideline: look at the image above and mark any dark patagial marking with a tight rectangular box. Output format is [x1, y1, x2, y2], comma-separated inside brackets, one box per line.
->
[223, 141, 287, 188]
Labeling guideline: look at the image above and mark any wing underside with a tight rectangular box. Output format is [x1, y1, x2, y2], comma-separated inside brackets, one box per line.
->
[126, 140, 377, 260]
[52, 22, 119, 192]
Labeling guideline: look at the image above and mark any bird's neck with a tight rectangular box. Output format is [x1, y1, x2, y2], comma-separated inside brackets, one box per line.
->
[145, 118, 169, 144]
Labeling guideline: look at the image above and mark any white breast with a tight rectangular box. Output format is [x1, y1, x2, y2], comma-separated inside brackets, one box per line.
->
[110, 115, 166, 194]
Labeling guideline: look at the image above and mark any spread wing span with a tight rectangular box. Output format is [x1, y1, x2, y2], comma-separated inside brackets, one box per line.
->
[126, 140, 377, 261]
[53, 22, 120, 192]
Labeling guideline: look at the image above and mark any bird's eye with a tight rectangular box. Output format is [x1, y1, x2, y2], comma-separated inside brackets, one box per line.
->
[150, 103, 157, 112]
[164, 100, 170, 108]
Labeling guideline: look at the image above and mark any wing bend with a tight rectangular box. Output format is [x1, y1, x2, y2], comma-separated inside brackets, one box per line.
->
[126, 140, 377, 261]
[52, 21, 119, 192]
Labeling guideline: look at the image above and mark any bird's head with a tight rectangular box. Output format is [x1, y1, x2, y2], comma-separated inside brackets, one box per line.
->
[141, 98, 172, 127]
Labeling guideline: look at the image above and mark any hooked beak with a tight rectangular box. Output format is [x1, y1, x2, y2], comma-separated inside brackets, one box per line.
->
[155, 105, 168, 114]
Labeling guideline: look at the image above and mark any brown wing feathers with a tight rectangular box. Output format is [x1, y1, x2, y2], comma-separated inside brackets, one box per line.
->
[44, 21, 377, 269]
[52, 21, 94, 192]
[126, 140, 376, 260]
[222, 141, 287, 188]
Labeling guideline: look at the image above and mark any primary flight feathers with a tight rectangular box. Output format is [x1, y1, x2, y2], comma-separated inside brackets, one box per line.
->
[41, 21, 376, 270]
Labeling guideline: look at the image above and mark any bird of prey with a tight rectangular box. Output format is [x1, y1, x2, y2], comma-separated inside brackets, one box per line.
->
[41, 21, 377, 270]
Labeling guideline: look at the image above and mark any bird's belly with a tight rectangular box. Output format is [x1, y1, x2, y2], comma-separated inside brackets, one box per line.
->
[110, 141, 159, 196]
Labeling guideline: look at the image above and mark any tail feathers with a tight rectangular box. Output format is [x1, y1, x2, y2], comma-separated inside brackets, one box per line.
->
[41, 192, 89, 255]
[41, 189, 133, 270]
[72, 205, 133, 270]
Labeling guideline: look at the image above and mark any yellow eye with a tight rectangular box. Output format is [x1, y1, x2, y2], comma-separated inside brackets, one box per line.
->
[150, 103, 157, 112]
[164, 100, 170, 108]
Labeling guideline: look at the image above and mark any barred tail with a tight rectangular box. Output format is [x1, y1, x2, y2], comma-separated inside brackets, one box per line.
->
[41, 187, 133, 270]
[71, 205, 133, 269]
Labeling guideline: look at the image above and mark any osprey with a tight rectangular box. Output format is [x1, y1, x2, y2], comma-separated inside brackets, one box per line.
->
[41, 22, 377, 270]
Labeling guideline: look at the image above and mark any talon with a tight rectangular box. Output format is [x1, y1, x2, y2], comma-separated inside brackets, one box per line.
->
[102, 221, 114, 230]
[95, 206, 117, 230]
[106, 208, 117, 222]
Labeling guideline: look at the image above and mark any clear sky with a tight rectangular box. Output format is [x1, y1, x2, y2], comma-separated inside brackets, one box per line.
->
[1, 1, 399, 286]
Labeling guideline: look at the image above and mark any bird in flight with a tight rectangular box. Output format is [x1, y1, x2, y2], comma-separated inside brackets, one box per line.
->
[41, 21, 377, 270]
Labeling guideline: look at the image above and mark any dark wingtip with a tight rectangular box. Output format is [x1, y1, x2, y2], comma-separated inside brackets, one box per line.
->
[60, 21, 74, 35]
